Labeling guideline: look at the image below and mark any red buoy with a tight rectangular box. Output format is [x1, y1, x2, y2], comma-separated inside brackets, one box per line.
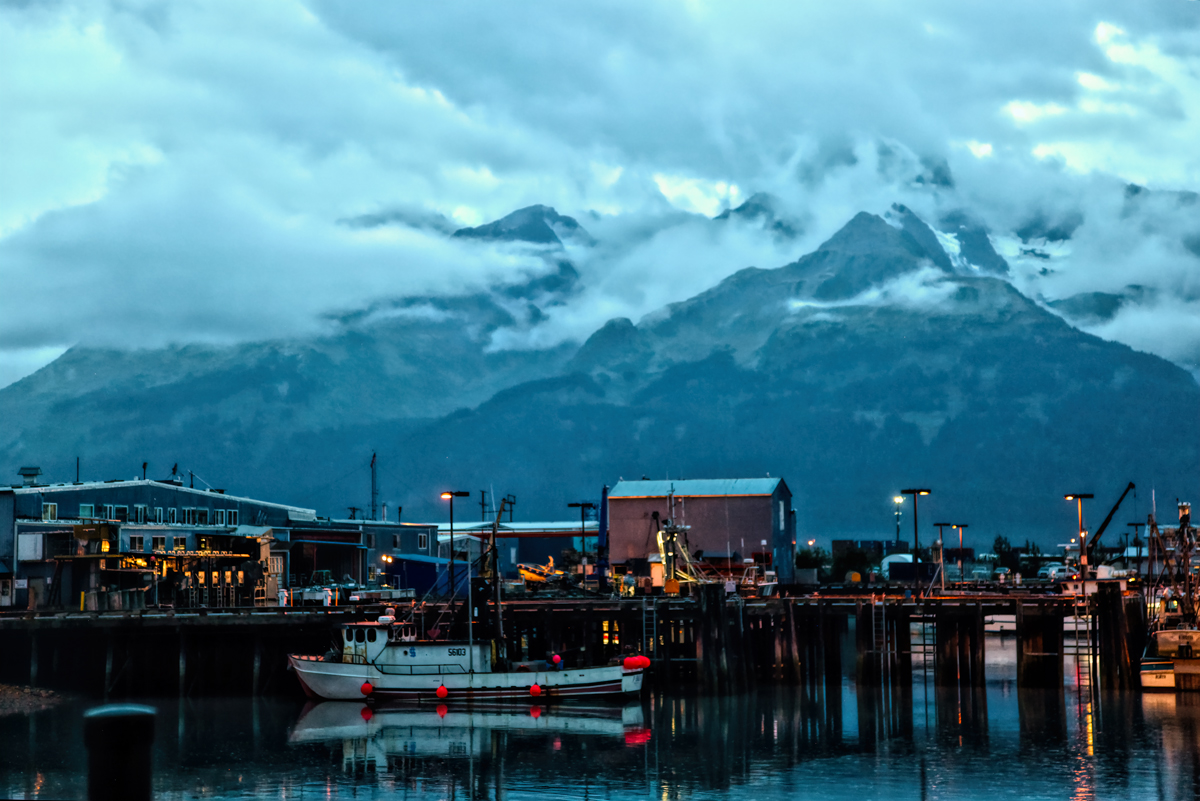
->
[639, 655, 652, 668]
[530, 684, 542, 697]
[436, 685, 448, 699]
[551, 654, 561, 665]
[360, 682, 374, 696]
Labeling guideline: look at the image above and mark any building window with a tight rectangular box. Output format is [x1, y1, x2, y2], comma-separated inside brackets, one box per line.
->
[367, 533, 375, 549]
[103, 504, 115, 520]
[418, 532, 428, 551]
[152, 536, 165, 551]
[184, 508, 196, 525]
[114, 506, 128, 522]
[42, 503, 57, 521]
[129, 535, 144, 552]
[79, 504, 95, 519]
[173, 537, 185, 551]
[216, 510, 226, 527]
[269, 555, 284, 576]
[168, 508, 178, 525]
[153, 507, 163, 524]
[134, 505, 147, 523]
[228, 510, 238, 526]
[197, 509, 209, 526]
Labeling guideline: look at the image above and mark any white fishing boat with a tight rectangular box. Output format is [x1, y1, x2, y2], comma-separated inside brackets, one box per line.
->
[289, 615, 649, 702]
[1140, 626, 1200, 691]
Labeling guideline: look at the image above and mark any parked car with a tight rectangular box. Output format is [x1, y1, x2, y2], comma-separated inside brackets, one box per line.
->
[1037, 563, 1066, 579]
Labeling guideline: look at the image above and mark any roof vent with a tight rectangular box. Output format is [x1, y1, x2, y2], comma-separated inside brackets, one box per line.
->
[18, 467, 42, 486]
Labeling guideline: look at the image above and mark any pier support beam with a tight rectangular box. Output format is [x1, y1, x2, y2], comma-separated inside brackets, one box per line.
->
[1095, 583, 1134, 691]
[1016, 603, 1064, 689]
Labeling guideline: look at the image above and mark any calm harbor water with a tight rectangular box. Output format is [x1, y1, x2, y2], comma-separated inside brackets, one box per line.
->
[1, 637, 1198, 800]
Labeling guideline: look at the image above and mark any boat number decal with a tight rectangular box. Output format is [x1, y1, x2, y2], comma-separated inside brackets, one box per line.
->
[448, 647, 467, 656]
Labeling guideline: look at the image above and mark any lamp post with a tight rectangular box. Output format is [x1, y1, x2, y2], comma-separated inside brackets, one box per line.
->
[568, 502, 597, 577]
[1128, 522, 1144, 577]
[441, 491, 470, 594]
[933, 523, 951, 589]
[953, 524, 968, 583]
[900, 489, 931, 592]
[1064, 493, 1094, 572]
[893, 496, 904, 545]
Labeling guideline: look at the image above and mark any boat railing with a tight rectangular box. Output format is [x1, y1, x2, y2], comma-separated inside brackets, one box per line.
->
[370, 662, 470, 676]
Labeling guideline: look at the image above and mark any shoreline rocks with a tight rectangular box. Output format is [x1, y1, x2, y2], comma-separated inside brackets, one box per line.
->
[0, 684, 67, 717]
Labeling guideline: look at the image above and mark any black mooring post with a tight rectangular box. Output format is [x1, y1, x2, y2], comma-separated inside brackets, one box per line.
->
[84, 704, 156, 801]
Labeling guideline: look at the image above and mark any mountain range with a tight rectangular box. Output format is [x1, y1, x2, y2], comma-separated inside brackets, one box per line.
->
[2, 201, 1197, 547]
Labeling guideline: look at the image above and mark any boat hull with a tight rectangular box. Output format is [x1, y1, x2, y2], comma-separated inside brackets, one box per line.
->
[290, 654, 644, 701]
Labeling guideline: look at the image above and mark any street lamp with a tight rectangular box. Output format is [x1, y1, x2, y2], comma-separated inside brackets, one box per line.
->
[441, 491, 470, 594]
[568, 502, 597, 576]
[893, 496, 904, 544]
[900, 489, 931, 593]
[1064, 493, 1093, 572]
[953, 524, 968, 582]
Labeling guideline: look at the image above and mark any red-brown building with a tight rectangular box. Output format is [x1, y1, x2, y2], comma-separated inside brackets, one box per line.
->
[607, 478, 795, 582]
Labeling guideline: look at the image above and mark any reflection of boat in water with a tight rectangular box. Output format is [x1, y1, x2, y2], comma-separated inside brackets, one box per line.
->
[289, 701, 649, 769]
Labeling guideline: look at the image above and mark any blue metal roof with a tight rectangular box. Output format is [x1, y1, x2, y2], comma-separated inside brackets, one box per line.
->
[609, 478, 782, 498]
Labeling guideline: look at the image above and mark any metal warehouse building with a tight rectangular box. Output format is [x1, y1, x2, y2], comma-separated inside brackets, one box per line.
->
[607, 478, 795, 583]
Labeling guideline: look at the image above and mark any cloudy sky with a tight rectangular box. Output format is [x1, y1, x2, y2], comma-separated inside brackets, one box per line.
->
[2, 0, 1199, 388]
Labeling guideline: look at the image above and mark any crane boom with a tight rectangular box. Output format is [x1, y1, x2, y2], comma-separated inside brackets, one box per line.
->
[1086, 482, 1135, 560]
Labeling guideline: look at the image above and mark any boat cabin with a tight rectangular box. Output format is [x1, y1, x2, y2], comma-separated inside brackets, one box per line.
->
[337, 619, 492, 674]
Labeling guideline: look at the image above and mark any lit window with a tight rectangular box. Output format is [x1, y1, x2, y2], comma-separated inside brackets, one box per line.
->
[79, 504, 95, 519]
[100, 540, 111, 553]
[42, 503, 57, 521]
[173, 538, 185, 552]
[152, 536, 165, 551]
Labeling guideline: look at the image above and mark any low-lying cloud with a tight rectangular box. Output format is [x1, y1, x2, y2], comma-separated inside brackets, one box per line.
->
[2, 0, 1199, 388]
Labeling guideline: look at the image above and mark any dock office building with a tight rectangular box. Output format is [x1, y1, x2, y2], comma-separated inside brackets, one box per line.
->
[0, 471, 435, 610]
[607, 478, 796, 583]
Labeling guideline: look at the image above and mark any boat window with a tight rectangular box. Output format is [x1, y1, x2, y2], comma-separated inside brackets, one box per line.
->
[367, 629, 377, 642]
[355, 628, 366, 643]
[344, 630, 352, 642]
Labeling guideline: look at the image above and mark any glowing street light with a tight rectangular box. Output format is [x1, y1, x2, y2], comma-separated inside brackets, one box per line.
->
[441, 490, 471, 593]
[1065, 493, 1094, 570]
[893, 496, 905, 544]
[900, 489, 931, 593]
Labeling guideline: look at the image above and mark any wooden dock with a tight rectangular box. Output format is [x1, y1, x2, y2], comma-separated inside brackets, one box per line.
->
[0, 587, 1146, 699]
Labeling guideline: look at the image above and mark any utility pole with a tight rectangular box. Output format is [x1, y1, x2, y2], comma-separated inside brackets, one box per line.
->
[480, 490, 488, 522]
[370, 453, 378, 521]
[504, 494, 516, 522]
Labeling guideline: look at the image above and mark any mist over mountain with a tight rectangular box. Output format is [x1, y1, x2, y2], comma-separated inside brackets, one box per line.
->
[2, 202, 1196, 549]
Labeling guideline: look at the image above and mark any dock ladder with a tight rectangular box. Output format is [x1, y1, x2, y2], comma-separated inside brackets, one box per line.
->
[642, 598, 658, 658]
